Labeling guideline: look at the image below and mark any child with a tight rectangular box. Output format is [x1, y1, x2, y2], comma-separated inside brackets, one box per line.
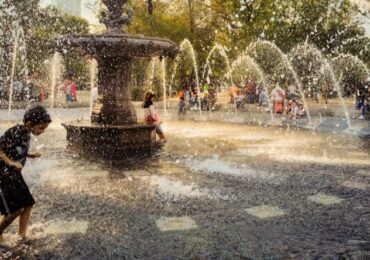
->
[235, 90, 245, 110]
[142, 91, 166, 142]
[297, 102, 306, 118]
[178, 96, 186, 114]
[272, 86, 285, 114]
[288, 100, 298, 120]
[359, 86, 370, 120]
[0, 105, 51, 242]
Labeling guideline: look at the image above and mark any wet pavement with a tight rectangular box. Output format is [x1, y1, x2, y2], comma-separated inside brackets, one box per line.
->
[0, 109, 369, 259]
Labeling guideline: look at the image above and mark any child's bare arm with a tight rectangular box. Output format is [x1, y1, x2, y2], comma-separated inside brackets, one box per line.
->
[0, 149, 23, 169]
[27, 152, 41, 158]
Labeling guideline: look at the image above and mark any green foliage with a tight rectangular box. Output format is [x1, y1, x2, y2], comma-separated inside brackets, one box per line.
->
[4, 0, 367, 95]
[125, 0, 369, 90]
[0, 1, 89, 88]
[28, 7, 89, 83]
[332, 54, 369, 86]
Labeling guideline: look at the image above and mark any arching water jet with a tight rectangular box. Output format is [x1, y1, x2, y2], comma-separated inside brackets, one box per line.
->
[248, 41, 312, 124]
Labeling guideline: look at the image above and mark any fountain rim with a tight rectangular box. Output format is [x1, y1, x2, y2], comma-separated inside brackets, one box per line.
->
[62, 121, 157, 130]
[54, 33, 180, 57]
[56, 33, 178, 44]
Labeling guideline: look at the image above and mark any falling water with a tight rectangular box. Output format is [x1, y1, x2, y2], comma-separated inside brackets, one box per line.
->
[249, 41, 312, 124]
[179, 39, 200, 89]
[231, 54, 274, 121]
[49, 52, 61, 109]
[148, 57, 157, 87]
[162, 58, 167, 120]
[169, 62, 178, 98]
[178, 39, 201, 113]
[331, 53, 370, 77]
[202, 44, 234, 116]
[203, 44, 234, 85]
[89, 59, 98, 115]
[8, 30, 19, 112]
[326, 65, 351, 127]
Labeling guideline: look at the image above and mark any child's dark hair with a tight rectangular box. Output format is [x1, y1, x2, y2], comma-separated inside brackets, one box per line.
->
[142, 91, 155, 108]
[23, 105, 52, 126]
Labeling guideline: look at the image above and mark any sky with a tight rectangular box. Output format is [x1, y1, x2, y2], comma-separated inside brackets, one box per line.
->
[40, 0, 99, 25]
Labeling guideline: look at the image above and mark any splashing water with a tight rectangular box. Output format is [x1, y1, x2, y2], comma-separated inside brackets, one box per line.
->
[49, 52, 62, 109]
[162, 58, 167, 120]
[147, 57, 157, 87]
[249, 40, 312, 124]
[231, 54, 274, 121]
[179, 39, 200, 89]
[8, 29, 20, 112]
[301, 44, 354, 127]
[178, 39, 201, 113]
[203, 44, 234, 85]
[89, 59, 98, 115]
[331, 53, 370, 78]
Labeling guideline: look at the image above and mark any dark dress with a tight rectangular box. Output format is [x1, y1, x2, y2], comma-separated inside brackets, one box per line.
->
[0, 125, 35, 216]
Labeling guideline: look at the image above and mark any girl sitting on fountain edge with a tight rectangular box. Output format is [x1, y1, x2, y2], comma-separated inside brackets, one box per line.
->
[142, 90, 167, 142]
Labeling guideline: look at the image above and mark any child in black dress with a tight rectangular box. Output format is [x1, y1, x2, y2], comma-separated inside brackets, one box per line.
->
[0, 105, 51, 242]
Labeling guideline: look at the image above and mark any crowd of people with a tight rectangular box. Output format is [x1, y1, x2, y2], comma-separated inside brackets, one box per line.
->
[229, 80, 269, 110]
[0, 72, 78, 105]
[178, 81, 218, 113]
[175, 79, 308, 120]
[227, 79, 306, 119]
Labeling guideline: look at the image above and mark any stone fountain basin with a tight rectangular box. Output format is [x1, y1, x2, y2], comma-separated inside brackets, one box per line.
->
[62, 120, 157, 158]
[55, 33, 179, 58]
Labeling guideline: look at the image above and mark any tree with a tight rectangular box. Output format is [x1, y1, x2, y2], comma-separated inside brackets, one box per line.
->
[0, 0, 90, 92]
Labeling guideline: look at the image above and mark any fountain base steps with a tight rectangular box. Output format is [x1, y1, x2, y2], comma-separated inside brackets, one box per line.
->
[62, 121, 157, 159]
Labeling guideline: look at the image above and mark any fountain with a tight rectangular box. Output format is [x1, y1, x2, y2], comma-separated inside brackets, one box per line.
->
[7, 30, 19, 112]
[296, 44, 355, 127]
[89, 59, 98, 115]
[49, 52, 62, 109]
[248, 41, 312, 124]
[7, 27, 28, 112]
[55, 0, 179, 158]
[162, 58, 167, 120]
[231, 54, 274, 121]
[202, 44, 234, 85]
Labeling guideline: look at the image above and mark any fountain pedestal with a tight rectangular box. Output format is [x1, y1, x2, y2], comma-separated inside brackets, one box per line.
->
[91, 57, 136, 124]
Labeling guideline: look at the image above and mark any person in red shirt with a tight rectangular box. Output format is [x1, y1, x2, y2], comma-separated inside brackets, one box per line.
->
[62, 76, 77, 102]
[70, 81, 77, 102]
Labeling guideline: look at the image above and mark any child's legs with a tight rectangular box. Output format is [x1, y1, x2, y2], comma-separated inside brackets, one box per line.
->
[18, 205, 33, 237]
[156, 124, 165, 139]
[0, 210, 22, 236]
[361, 104, 370, 116]
[189, 98, 194, 107]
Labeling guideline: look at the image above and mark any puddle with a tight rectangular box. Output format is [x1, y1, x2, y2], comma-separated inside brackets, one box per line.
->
[27, 218, 89, 239]
[308, 194, 343, 205]
[357, 169, 370, 177]
[44, 218, 89, 235]
[342, 181, 369, 190]
[245, 205, 285, 219]
[156, 216, 197, 232]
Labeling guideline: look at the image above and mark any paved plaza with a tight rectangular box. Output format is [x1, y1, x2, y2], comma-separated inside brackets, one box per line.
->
[0, 109, 369, 259]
